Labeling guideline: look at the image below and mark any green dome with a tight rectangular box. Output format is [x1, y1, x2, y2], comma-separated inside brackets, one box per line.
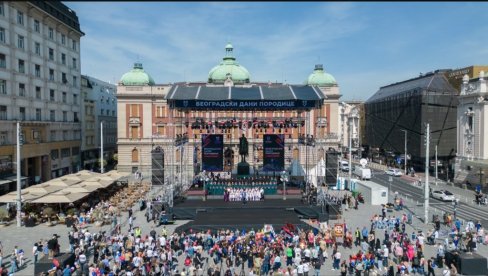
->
[208, 43, 250, 84]
[306, 64, 337, 86]
[120, 63, 155, 86]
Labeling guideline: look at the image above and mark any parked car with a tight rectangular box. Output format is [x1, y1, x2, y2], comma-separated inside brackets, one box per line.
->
[340, 161, 350, 172]
[430, 190, 455, 201]
[386, 168, 402, 177]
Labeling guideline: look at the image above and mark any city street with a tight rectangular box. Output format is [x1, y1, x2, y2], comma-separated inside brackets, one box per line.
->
[370, 168, 488, 225]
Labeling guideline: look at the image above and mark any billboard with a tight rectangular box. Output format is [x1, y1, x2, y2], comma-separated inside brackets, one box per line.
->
[201, 134, 223, 171]
[263, 134, 285, 172]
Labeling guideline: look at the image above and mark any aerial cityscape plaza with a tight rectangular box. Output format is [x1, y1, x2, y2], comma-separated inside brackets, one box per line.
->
[0, 1, 488, 276]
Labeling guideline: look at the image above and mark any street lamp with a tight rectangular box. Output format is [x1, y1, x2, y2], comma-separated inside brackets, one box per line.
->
[199, 170, 209, 201]
[388, 176, 393, 203]
[400, 129, 408, 175]
[478, 168, 484, 188]
[281, 170, 289, 200]
[299, 133, 315, 202]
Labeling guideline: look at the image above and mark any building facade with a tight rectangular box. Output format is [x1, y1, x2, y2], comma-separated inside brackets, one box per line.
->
[364, 70, 458, 175]
[116, 44, 342, 190]
[454, 71, 488, 188]
[0, 1, 83, 191]
[339, 101, 362, 154]
[81, 75, 117, 171]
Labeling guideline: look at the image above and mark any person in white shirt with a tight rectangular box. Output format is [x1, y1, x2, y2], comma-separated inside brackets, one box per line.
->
[303, 262, 310, 276]
[297, 261, 304, 276]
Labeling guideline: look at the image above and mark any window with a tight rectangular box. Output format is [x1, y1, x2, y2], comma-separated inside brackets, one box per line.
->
[74, 112, 78, 122]
[72, 40, 77, 51]
[18, 83, 25, 96]
[50, 131, 56, 141]
[0, 53, 5, 68]
[0, 28, 4, 43]
[63, 130, 68, 140]
[129, 104, 140, 117]
[61, 148, 70, 158]
[48, 48, 54, 60]
[35, 64, 41, 77]
[131, 126, 139, 139]
[49, 69, 54, 81]
[17, 35, 24, 49]
[72, 58, 77, 69]
[156, 106, 165, 117]
[61, 34, 65, 45]
[72, 76, 77, 87]
[48, 27, 54, 39]
[34, 20, 40, 32]
[61, 53, 66, 65]
[35, 86, 41, 99]
[35, 42, 41, 55]
[62, 111, 67, 122]
[19, 107, 25, 120]
[0, 131, 7, 145]
[50, 149, 58, 160]
[0, 2, 4, 16]
[49, 89, 55, 101]
[112, 110, 115, 117]
[62, 92, 67, 103]
[18, 59, 25, 73]
[62, 72, 67, 83]
[50, 110, 55, 121]
[73, 94, 77, 104]
[0, 80, 5, 94]
[106, 110, 109, 116]
[35, 108, 41, 121]
[101, 109, 104, 116]
[72, 147, 80, 155]
[0, 105, 6, 120]
[157, 125, 165, 135]
[132, 148, 139, 162]
[17, 11, 24, 25]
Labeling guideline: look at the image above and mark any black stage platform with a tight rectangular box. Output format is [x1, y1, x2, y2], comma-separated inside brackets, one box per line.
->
[173, 199, 329, 233]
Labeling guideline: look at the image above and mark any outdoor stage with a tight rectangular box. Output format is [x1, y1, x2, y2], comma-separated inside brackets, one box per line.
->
[172, 198, 330, 232]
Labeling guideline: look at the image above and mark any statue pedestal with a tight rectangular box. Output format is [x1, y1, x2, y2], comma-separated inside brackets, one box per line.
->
[237, 161, 250, 176]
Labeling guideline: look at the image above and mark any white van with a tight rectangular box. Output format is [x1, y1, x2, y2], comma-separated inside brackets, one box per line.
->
[340, 161, 350, 172]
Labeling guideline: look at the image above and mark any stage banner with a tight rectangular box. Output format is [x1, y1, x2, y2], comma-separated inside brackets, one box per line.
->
[263, 134, 285, 172]
[202, 134, 224, 171]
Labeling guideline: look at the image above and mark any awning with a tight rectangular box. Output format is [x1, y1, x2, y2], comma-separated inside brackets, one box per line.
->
[0, 179, 13, 186]
[44, 178, 82, 187]
[4, 176, 28, 182]
[0, 190, 44, 203]
[24, 183, 62, 195]
[31, 191, 88, 204]
[102, 171, 130, 181]
[167, 85, 324, 110]
[60, 184, 98, 193]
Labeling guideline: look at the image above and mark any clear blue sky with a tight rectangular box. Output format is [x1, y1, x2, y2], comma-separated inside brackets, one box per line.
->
[66, 2, 488, 101]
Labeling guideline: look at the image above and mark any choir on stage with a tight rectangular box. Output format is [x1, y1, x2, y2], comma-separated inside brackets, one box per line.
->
[224, 187, 264, 202]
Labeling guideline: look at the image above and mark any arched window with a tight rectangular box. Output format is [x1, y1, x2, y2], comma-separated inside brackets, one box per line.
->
[293, 148, 299, 160]
[132, 148, 139, 163]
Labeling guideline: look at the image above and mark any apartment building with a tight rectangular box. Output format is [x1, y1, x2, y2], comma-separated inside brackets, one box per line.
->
[81, 75, 117, 172]
[0, 1, 83, 192]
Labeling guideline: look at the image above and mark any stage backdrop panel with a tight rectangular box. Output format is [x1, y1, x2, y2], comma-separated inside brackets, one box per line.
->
[263, 134, 285, 172]
[202, 134, 224, 171]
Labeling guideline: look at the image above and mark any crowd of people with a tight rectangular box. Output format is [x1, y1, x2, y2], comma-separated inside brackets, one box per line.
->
[224, 187, 264, 202]
[1, 184, 488, 275]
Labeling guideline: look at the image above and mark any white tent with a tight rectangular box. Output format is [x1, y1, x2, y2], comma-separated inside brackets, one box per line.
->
[307, 158, 326, 187]
[290, 159, 305, 177]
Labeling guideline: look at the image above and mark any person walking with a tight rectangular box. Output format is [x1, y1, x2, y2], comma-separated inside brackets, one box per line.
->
[332, 250, 341, 271]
